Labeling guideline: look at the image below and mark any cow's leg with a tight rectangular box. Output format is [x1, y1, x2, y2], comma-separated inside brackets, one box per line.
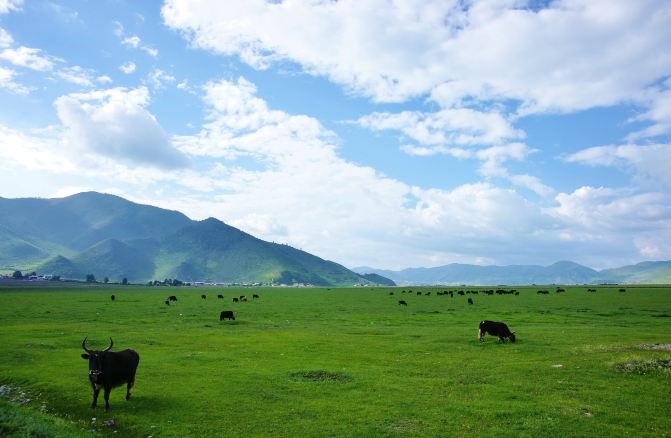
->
[103, 387, 111, 412]
[91, 386, 100, 408]
[126, 374, 135, 400]
[478, 328, 484, 341]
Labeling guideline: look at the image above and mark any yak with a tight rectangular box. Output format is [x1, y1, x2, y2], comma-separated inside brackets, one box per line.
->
[81, 337, 139, 411]
[398, 300, 407, 306]
[468, 298, 474, 304]
[220, 310, 235, 321]
[478, 320, 516, 343]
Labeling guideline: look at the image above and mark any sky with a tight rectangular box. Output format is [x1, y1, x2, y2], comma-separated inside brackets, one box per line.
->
[0, 0, 670, 271]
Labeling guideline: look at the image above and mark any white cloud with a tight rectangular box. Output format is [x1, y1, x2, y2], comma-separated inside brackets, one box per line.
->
[55, 65, 94, 87]
[0, 65, 29, 94]
[0, 46, 55, 71]
[565, 143, 671, 187]
[628, 78, 671, 140]
[141, 46, 158, 58]
[54, 86, 189, 169]
[146, 68, 175, 89]
[0, 27, 13, 47]
[358, 108, 523, 146]
[162, 0, 671, 113]
[0, 0, 22, 14]
[119, 62, 136, 74]
[122, 35, 141, 48]
[96, 75, 112, 84]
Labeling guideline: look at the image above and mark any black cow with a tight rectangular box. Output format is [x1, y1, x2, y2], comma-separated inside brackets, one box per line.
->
[478, 320, 516, 343]
[253, 294, 260, 299]
[220, 310, 235, 321]
[425, 292, 431, 296]
[587, 288, 597, 292]
[416, 291, 422, 295]
[556, 288, 565, 293]
[398, 300, 407, 306]
[618, 288, 626, 292]
[164, 300, 170, 306]
[168, 296, 177, 301]
[514, 291, 520, 296]
[389, 292, 394, 295]
[233, 297, 239, 303]
[111, 295, 115, 301]
[217, 294, 224, 299]
[458, 291, 465, 296]
[81, 337, 139, 412]
[201, 294, 207, 299]
[468, 298, 474, 304]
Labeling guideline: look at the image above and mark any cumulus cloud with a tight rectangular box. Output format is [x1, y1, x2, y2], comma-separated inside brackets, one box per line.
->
[564, 143, 671, 187]
[119, 62, 136, 74]
[0, 65, 29, 94]
[0, 27, 12, 47]
[54, 86, 188, 169]
[115, 21, 159, 58]
[162, 0, 671, 112]
[0, 0, 22, 14]
[55, 65, 94, 87]
[628, 79, 671, 141]
[0, 46, 55, 71]
[146, 68, 175, 89]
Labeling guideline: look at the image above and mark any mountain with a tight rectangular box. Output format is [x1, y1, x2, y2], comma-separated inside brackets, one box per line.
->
[0, 192, 376, 286]
[357, 273, 396, 286]
[353, 260, 670, 285]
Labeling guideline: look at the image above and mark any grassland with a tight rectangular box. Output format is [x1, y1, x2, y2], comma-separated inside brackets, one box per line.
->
[0, 284, 670, 437]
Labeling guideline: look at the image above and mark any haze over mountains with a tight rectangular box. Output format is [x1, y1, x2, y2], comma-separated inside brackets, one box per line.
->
[353, 260, 671, 286]
[0, 192, 380, 286]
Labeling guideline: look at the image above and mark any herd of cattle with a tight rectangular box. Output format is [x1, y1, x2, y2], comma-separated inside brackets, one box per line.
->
[88, 285, 626, 410]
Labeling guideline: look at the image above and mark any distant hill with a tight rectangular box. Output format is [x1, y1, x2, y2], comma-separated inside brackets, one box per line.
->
[353, 260, 671, 285]
[357, 273, 396, 286]
[0, 192, 379, 286]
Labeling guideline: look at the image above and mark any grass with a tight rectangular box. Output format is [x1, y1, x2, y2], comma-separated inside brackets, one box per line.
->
[0, 284, 670, 437]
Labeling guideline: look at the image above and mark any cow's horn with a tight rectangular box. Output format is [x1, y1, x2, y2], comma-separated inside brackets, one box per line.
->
[103, 337, 113, 352]
[82, 336, 92, 353]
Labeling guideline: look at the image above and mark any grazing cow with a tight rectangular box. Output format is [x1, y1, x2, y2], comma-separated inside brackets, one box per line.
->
[556, 288, 565, 293]
[164, 300, 170, 306]
[587, 288, 597, 292]
[217, 294, 224, 299]
[219, 310, 235, 321]
[253, 294, 260, 299]
[514, 291, 519, 296]
[468, 298, 474, 305]
[425, 292, 431, 296]
[537, 290, 549, 295]
[111, 295, 115, 301]
[478, 320, 516, 343]
[618, 288, 626, 292]
[416, 291, 422, 296]
[168, 296, 177, 301]
[239, 295, 247, 302]
[458, 291, 465, 296]
[398, 300, 407, 306]
[81, 337, 139, 412]
[201, 294, 207, 299]
[232, 297, 239, 303]
[389, 292, 394, 295]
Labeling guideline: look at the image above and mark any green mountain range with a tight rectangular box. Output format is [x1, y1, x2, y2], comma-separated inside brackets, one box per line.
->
[353, 260, 671, 285]
[0, 192, 389, 286]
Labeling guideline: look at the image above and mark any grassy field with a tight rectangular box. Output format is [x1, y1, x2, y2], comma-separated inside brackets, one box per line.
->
[0, 284, 670, 437]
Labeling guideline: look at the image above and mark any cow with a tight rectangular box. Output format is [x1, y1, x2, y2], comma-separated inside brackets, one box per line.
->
[618, 288, 626, 292]
[425, 292, 431, 296]
[164, 300, 170, 306]
[537, 290, 549, 295]
[240, 296, 247, 302]
[468, 298, 474, 305]
[458, 291, 465, 296]
[398, 300, 407, 306]
[478, 320, 516, 343]
[201, 294, 207, 299]
[556, 288, 565, 293]
[111, 295, 115, 301]
[220, 310, 235, 321]
[515, 291, 519, 296]
[587, 288, 597, 292]
[217, 294, 224, 299]
[416, 291, 422, 296]
[168, 296, 177, 301]
[233, 297, 239, 303]
[253, 294, 260, 299]
[389, 292, 394, 295]
[81, 337, 139, 412]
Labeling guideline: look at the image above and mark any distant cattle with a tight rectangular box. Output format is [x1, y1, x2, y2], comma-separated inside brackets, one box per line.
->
[458, 291, 465, 296]
[398, 300, 407, 306]
[217, 294, 224, 299]
[389, 292, 394, 295]
[219, 310, 235, 321]
[425, 292, 431, 296]
[253, 294, 260, 299]
[467, 298, 474, 305]
[416, 291, 422, 296]
[168, 296, 177, 301]
[402, 290, 406, 293]
[111, 295, 115, 301]
[556, 288, 565, 293]
[618, 288, 626, 292]
[478, 320, 516, 343]
[587, 288, 597, 292]
[537, 290, 549, 295]
[164, 300, 170, 306]
[239, 296, 247, 302]
[514, 291, 520, 296]
[201, 294, 206, 299]
[232, 297, 239, 303]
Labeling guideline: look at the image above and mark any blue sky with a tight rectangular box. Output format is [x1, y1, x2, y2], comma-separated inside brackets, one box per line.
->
[1, 0, 670, 270]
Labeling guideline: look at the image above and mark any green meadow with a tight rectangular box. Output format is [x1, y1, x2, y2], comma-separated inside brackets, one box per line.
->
[1, 285, 670, 437]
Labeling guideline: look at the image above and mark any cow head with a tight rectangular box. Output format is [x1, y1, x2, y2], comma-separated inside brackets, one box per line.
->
[509, 332, 516, 343]
[81, 337, 113, 383]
